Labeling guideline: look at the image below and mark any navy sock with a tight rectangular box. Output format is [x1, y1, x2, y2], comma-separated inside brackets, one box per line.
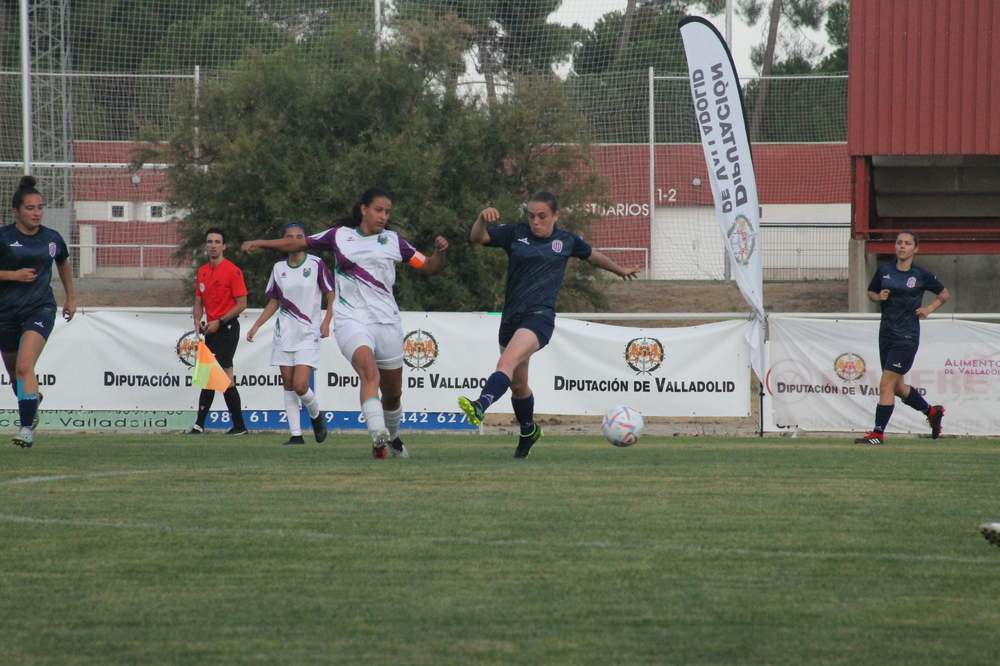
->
[223, 386, 246, 430]
[511, 394, 535, 436]
[195, 389, 215, 428]
[873, 403, 894, 434]
[18, 394, 38, 430]
[902, 386, 930, 414]
[478, 371, 511, 411]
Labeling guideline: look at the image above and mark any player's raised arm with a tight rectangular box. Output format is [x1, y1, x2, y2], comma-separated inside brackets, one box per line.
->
[586, 249, 640, 281]
[242, 237, 308, 255]
[412, 236, 449, 275]
[470, 207, 499, 244]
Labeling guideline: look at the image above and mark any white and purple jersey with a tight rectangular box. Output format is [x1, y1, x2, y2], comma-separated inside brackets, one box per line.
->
[264, 254, 334, 352]
[305, 226, 426, 326]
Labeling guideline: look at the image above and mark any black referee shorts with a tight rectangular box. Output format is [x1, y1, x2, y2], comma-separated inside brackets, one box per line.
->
[205, 319, 240, 369]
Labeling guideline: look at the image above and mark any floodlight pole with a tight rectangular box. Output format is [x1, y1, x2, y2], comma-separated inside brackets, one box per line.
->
[724, 1, 734, 284]
[725, 0, 733, 47]
[20, 0, 33, 175]
[194, 65, 200, 163]
[648, 66, 655, 278]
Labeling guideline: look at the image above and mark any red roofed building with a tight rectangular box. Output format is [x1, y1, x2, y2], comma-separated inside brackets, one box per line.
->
[75, 140, 853, 282]
[848, 0, 1000, 311]
[71, 142, 182, 277]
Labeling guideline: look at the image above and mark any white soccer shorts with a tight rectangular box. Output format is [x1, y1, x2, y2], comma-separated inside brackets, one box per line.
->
[335, 320, 404, 370]
[269, 347, 321, 369]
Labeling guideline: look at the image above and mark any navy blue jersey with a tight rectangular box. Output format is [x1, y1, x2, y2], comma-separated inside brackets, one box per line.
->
[867, 261, 945, 343]
[0, 224, 69, 327]
[487, 223, 592, 319]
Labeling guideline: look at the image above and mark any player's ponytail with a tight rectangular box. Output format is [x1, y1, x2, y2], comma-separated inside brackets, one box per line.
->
[11, 175, 41, 210]
[331, 186, 393, 229]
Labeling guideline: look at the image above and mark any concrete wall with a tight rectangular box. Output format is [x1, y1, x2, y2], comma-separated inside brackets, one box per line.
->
[849, 246, 1000, 313]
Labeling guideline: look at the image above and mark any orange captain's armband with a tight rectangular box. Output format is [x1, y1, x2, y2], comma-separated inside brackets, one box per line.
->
[408, 252, 428, 268]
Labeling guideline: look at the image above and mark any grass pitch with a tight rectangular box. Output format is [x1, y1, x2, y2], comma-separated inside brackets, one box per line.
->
[2, 433, 1000, 665]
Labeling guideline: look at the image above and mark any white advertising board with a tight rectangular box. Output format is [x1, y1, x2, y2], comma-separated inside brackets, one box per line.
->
[767, 316, 1000, 435]
[8, 310, 751, 418]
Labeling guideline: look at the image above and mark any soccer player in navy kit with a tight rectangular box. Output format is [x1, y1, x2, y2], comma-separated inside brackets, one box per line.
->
[854, 230, 950, 445]
[458, 191, 639, 458]
[0, 176, 76, 447]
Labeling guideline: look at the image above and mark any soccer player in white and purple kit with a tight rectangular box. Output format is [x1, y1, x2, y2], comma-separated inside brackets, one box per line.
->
[246, 223, 334, 445]
[243, 187, 448, 458]
[854, 230, 950, 445]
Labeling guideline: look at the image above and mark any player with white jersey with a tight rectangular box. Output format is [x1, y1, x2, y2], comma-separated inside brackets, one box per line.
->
[247, 223, 334, 445]
[243, 187, 448, 458]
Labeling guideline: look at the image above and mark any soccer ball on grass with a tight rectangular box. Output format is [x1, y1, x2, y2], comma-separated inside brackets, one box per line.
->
[601, 405, 644, 447]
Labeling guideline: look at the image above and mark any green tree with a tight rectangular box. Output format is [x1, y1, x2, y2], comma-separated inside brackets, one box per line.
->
[393, 1, 579, 105]
[737, 0, 832, 139]
[815, 0, 848, 73]
[737, 0, 848, 142]
[58, 1, 313, 141]
[160, 20, 610, 313]
[569, 1, 721, 143]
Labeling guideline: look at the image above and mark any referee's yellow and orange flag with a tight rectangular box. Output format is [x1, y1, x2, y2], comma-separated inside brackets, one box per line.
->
[192, 340, 230, 392]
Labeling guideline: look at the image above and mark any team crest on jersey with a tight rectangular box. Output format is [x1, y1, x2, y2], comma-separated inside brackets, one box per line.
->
[402, 329, 439, 370]
[175, 330, 200, 367]
[726, 214, 756, 267]
[906, 277, 916, 288]
[551, 240, 563, 253]
[624, 337, 664, 374]
[833, 352, 866, 382]
[303, 267, 312, 277]
[378, 236, 388, 245]
[48, 242, 57, 257]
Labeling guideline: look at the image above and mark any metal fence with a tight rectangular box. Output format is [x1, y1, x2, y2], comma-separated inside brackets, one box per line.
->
[760, 223, 850, 281]
[4, 1, 848, 283]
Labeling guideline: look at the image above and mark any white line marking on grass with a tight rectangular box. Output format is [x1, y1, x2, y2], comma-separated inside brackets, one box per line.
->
[0, 511, 994, 564]
[0, 470, 162, 487]
[3, 469, 995, 564]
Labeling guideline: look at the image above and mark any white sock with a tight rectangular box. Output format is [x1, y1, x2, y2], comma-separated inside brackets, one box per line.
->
[283, 390, 301, 436]
[384, 406, 402, 441]
[362, 398, 386, 438]
[300, 388, 320, 419]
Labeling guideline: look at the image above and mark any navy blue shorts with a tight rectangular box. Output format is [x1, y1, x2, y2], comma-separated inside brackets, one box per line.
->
[205, 319, 240, 368]
[0, 307, 57, 353]
[880, 339, 919, 375]
[499, 312, 555, 350]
